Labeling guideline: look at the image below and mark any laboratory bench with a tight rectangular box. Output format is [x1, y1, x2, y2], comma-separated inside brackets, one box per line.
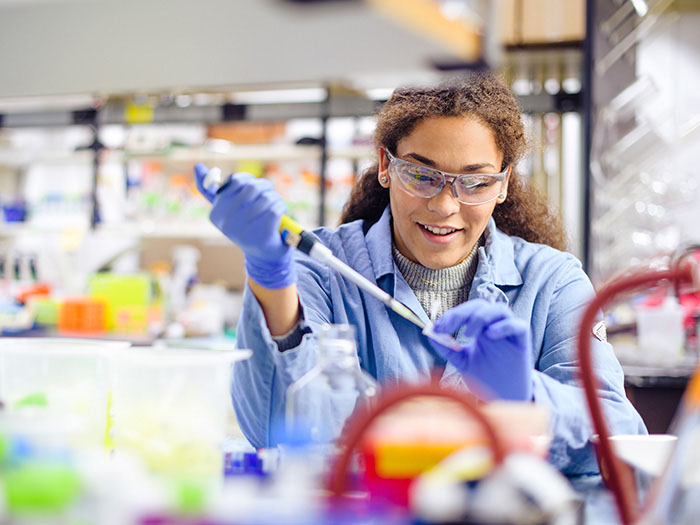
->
[1, 328, 154, 346]
[622, 361, 697, 434]
[608, 333, 697, 433]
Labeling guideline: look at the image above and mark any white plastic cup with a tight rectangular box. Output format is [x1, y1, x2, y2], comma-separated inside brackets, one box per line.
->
[635, 297, 685, 365]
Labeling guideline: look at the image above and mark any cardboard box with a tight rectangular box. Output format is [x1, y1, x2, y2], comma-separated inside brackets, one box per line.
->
[500, 0, 585, 45]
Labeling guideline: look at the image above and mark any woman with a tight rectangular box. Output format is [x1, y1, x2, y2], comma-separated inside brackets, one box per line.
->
[194, 72, 645, 477]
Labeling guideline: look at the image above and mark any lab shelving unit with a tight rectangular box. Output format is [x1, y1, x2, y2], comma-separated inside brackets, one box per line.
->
[0, 0, 588, 289]
[0, 88, 382, 290]
[501, 41, 587, 260]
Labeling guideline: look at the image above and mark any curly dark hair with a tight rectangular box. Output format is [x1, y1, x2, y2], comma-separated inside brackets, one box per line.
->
[340, 71, 568, 251]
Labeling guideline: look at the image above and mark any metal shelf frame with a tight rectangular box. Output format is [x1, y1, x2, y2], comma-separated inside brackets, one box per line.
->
[0, 87, 381, 230]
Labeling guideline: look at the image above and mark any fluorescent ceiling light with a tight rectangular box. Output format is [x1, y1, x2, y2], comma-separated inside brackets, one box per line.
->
[175, 94, 193, 108]
[630, 0, 648, 17]
[231, 88, 327, 105]
[364, 87, 394, 101]
[0, 94, 97, 113]
[192, 93, 227, 106]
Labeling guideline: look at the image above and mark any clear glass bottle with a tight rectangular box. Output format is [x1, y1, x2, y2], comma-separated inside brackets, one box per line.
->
[285, 324, 378, 446]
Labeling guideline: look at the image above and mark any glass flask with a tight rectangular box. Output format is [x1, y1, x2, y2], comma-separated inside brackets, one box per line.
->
[285, 324, 378, 446]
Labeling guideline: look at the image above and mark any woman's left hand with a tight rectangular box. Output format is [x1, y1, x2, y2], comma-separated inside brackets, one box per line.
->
[429, 299, 534, 401]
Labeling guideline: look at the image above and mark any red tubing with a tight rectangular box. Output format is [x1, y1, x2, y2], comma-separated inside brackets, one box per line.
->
[577, 264, 694, 525]
[326, 379, 506, 499]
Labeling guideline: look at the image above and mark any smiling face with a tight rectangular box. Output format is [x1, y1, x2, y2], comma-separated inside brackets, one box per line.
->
[379, 116, 509, 269]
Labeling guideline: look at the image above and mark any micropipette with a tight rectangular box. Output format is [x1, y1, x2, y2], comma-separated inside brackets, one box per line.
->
[202, 167, 462, 351]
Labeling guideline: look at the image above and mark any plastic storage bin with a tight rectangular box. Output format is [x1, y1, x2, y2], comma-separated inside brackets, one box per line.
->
[635, 296, 685, 365]
[57, 298, 108, 335]
[109, 347, 250, 482]
[0, 337, 130, 447]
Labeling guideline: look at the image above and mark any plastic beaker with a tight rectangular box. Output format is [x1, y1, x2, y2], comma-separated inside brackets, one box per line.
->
[635, 297, 685, 365]
[0, 337, 130, 447]
[109, 347, 250, 482]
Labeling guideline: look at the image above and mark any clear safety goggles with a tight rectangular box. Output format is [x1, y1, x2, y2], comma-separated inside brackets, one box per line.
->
[385, 150, 509, 205]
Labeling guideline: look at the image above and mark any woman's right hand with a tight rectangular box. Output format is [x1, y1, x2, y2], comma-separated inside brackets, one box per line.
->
[429, 299, 534, 401]
[194, 163, 296, 289]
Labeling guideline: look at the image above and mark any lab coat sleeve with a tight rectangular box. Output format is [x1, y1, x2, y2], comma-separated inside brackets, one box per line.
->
[232, 252, 334, 449]
[531, 259, 647, 475]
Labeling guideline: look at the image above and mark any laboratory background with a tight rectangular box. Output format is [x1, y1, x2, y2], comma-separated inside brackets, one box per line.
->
[0, 0, 699, 523]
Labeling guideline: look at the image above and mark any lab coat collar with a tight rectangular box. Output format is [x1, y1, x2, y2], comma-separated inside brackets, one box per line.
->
[365, 206, 395, 281]
[365, 206, 429, 326]
[478, 217, 523, 288]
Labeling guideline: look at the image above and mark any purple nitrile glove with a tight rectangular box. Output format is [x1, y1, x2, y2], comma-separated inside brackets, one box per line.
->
[194, 163, 296, 289]
[429, 299, 534, 401]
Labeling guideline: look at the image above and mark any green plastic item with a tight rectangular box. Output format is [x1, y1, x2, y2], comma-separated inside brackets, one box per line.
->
[4, 462, 81, 513]
[88, 272, 153, 331]
[0, 435, 9, 464]
[14, 392, 48, 408]
[175, 479, 207, 515]
[31, 297, 59, 326]
[165, 200, 182, 214]
[143, 192, 160, 209]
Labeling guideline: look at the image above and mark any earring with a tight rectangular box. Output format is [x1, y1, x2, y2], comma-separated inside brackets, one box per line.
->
[380, 176, 388, 184]
[497, 193, 506, 202]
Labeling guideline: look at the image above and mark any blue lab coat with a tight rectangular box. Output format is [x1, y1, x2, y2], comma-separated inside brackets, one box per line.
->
[233, 206, 646, 476]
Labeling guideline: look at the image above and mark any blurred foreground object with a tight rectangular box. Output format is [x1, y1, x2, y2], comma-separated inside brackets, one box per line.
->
[577, 256, 700, 524]
[285, 323, 378, 447]
[325, 379, 580, 524]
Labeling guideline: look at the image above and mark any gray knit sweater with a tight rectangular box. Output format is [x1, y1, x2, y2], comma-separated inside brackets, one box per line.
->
[392, 239, 481, 321]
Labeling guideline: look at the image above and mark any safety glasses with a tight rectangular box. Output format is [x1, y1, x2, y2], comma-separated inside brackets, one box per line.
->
[384, 150, 509, 205]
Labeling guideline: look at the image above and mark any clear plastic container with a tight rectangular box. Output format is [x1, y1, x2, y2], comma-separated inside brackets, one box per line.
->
[109, 347, 250, 481]
[285, 324, 378, 446]
[635, 296, 685, 365]
[0, 337, 130, 447]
